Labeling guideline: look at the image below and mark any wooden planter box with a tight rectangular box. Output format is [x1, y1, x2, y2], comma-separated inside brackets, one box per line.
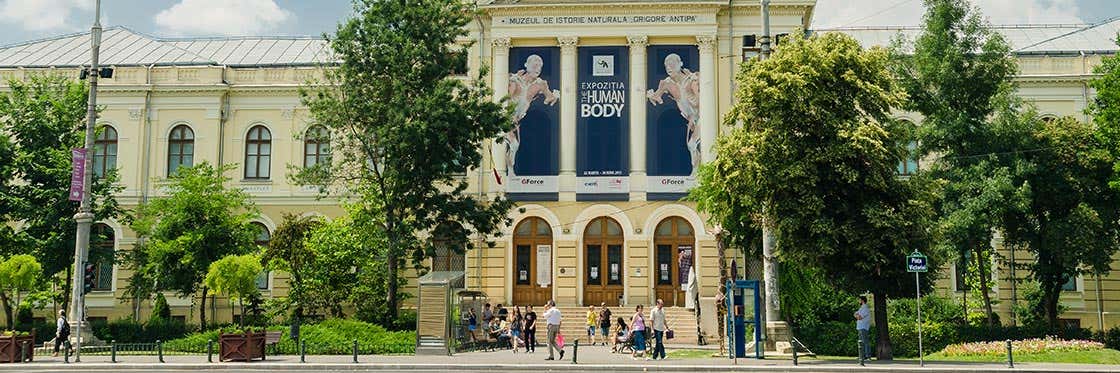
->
[0, 332, 35, 363]
[219, 332, 265, 362]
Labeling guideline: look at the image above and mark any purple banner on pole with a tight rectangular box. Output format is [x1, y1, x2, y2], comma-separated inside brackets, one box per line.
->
[69, 148, 86, 201]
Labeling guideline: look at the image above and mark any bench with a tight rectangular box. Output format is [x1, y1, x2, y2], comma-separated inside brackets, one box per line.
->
[264, 331, 282, 358]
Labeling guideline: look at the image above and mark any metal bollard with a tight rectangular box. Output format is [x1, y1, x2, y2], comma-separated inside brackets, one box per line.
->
[157, 340, 164, 363]
[352, 339, 358, 363]
[792, 344, 798, 366]
[207, 339, 213, 363]
[300, 340, 306, 363]
[857, 337, 865, 366]
[110, 340, 117, 363]
[64, 342, 70, 363]
[19, 341, 26, 363]
[1006, 339, 1014, 368]
[571, 340, 578, 364]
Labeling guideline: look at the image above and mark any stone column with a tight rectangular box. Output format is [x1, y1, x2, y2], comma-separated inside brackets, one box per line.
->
[558, 36, 579, 201]
[696, 35, 718, 164]
[490, 37, 512, 194]
[627, 35, 649, 201]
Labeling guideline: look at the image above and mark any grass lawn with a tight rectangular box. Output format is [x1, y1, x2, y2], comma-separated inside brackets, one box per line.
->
[668, 349, 721, 359]
[925, 349, 1120, 365]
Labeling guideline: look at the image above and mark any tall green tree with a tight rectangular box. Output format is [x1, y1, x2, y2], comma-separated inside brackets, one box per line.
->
[693, 31, 943, 360]
[127, 162, 258, 329]
[294, 0, 513, 321]
[205, 254, 263, 328]
[261, 213, 323, 319]
[1089, 37, 1120, 192]
[0, 254, 41, 329]
[0, 75, 122, 312]
[891, 0, 1021, 326]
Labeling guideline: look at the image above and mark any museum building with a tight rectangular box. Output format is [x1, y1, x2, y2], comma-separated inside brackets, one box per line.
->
[0, 0, 1117, 338]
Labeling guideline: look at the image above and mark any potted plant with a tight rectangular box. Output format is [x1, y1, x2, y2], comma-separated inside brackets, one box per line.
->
[218, 326, 265, 362]
[0, 331, 34, 363]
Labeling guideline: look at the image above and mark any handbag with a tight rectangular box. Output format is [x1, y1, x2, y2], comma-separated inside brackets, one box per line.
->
[666, 329, 675, 340]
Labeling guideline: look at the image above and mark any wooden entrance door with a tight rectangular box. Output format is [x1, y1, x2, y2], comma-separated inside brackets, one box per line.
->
[654, 217, 694, 307]
[512, 217, 553, 307]
[584, 217, 624, 306]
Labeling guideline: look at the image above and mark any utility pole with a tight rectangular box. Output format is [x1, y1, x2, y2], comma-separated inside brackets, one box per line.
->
[758, 0, 790, 353]
[70, 0, 103, 362]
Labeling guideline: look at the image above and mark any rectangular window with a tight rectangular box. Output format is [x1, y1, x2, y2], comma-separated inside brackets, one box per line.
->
[1061, 274, 1078, 291]
[606, 245, 622, 285]
[515, 245, 531, 285]
[656, 244, 672, 285]
[586, 245, 601, 285]
[954, 261, 970, 292]
[255, 271, 269, 290]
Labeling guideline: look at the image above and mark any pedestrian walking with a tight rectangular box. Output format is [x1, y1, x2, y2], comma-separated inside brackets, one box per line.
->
[631, 304, 647, 359]
[598, 302, 612, 347]
[585, 305, 598, 345]
[855, 295, 872, 362]
[52, 310, 71, 357]
[524, 305, 537, 353]
[650, 299, 667, 360]
[544, 300, 564, 360]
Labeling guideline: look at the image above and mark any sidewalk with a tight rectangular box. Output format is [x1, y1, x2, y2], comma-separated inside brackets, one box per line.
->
[3, 345, 1116, 372]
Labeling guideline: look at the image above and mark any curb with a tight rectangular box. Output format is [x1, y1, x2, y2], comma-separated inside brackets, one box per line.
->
[1, 363, 1116, 372]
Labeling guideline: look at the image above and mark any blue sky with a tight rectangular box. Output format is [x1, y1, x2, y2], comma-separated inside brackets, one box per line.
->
[0, 0, 1115, 46]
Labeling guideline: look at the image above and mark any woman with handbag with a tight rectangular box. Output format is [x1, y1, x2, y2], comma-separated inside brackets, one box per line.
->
[630, 305, 647, 359]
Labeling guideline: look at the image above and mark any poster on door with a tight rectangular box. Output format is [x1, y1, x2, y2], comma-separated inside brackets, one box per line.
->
[677, 245, 693, 291]
[646, 45, 700, 194]
[536, 244, 552, 287]
[506, 47, 561, 194]
[576, 46, 630, 194]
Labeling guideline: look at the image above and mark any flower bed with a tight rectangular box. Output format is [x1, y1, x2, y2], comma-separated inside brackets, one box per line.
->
[940, 337, 1104, 357]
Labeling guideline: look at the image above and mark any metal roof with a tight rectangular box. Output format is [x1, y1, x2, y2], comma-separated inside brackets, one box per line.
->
[816, 23, 1116, 55]
[0, 26, 333, 68]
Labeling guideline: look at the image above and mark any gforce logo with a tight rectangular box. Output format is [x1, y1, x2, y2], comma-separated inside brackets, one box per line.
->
[520, 178, 545, 185]
[661, 179, 685, 185]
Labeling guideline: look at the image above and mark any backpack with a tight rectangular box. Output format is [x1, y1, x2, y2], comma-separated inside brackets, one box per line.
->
[59, 320, 71, 338]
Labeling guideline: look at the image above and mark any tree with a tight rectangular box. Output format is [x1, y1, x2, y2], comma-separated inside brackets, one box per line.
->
[0, 75, 122, 313]
[998, 112, 1119, 327]
[294, 0, 513, 321]
[149, 293, 171, 323]
[0, 254, 41, 329]
[205, 254, 263, 328]
[694, 31, 943, 360]
[1088, 37, 1120, 193]
[127, 162, 258, 329]
[890, 0, 1021, 327]
[261, 213, 323, 320]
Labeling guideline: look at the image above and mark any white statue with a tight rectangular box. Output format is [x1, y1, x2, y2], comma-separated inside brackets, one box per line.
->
[506, 54, 560, 177]
[646, 53, 701, 176]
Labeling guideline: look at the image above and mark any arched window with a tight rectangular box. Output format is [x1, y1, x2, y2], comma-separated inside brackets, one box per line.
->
[245, 126, 272, 180]
[430, 222, 465, 272]
[304, 125, 331, 168]
[898, 141, 920, 175]
[92, 125, 117, 178]
[252, 222, 271, 289]
[167, 125, 194, 176]
[90, 223, 115, 291]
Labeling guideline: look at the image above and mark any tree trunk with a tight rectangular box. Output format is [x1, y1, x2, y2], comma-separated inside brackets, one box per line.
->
[873, 292, 893, 360]
[200, 287, 209, 331]
[0, 292, 12, 330]
[975, 249, 995, 327]
[239, 297, 245, 328]
[387, 246, 399, 321]
[1044, 283, 1061, 328]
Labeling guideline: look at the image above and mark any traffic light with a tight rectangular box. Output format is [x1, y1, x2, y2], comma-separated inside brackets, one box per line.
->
[83, 262, 95, 295]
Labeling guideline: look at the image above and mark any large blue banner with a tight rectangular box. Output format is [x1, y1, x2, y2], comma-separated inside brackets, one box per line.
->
[505, 47, 561, 194]
[577, 46, 630, 195]
[645, 45, 700, 194]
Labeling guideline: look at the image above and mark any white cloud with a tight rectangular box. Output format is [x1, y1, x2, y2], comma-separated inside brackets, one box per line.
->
[155, 0, 293, 36]
[0, 0, 92, 31]
[812, 0, 1084, 28]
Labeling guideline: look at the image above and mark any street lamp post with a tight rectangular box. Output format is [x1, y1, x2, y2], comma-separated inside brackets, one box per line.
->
[69, 0, 103, 362]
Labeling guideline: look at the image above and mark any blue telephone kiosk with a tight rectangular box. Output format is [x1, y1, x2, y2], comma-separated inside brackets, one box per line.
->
[725, 279, 762, 359]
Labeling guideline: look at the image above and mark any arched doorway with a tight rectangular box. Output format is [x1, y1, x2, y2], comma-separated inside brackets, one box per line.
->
[654, 217, 694, 307]
[584, 217, 624, 306]
[512, 217, 553, 307]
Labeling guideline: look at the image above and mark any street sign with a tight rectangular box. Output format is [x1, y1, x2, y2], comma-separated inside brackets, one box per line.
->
[907, 252, 928, 273]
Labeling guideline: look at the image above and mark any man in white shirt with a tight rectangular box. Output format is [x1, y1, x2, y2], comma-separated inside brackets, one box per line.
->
[854, 295, 872, 362]
[650, 299, 668, 360]
[543, 300, 564, 361]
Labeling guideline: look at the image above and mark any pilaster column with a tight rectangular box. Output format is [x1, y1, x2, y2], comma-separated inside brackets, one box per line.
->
[627, 35, 649, 200]
[558, 36, 579, 200]
[697, 35, 718, 164]
[490, 37, 512, 189]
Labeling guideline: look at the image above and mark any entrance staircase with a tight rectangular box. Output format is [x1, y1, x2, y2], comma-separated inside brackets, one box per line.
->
[551, 306, 701, 346]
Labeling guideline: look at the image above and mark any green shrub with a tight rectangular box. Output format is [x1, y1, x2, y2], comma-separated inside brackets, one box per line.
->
[150, 294, 171, 323]
[91, 318, 195, 343]
[1101, 326, 1120, 350]
[887, 295, 965, 325]
[794, 321, 860, 356]
[889, 321, 959, 357]
[164, 318, 414, 355]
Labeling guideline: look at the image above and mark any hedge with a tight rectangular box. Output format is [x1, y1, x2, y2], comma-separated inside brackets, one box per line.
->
[164, 318, 414, 355]
[91, 319, 196, 344]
